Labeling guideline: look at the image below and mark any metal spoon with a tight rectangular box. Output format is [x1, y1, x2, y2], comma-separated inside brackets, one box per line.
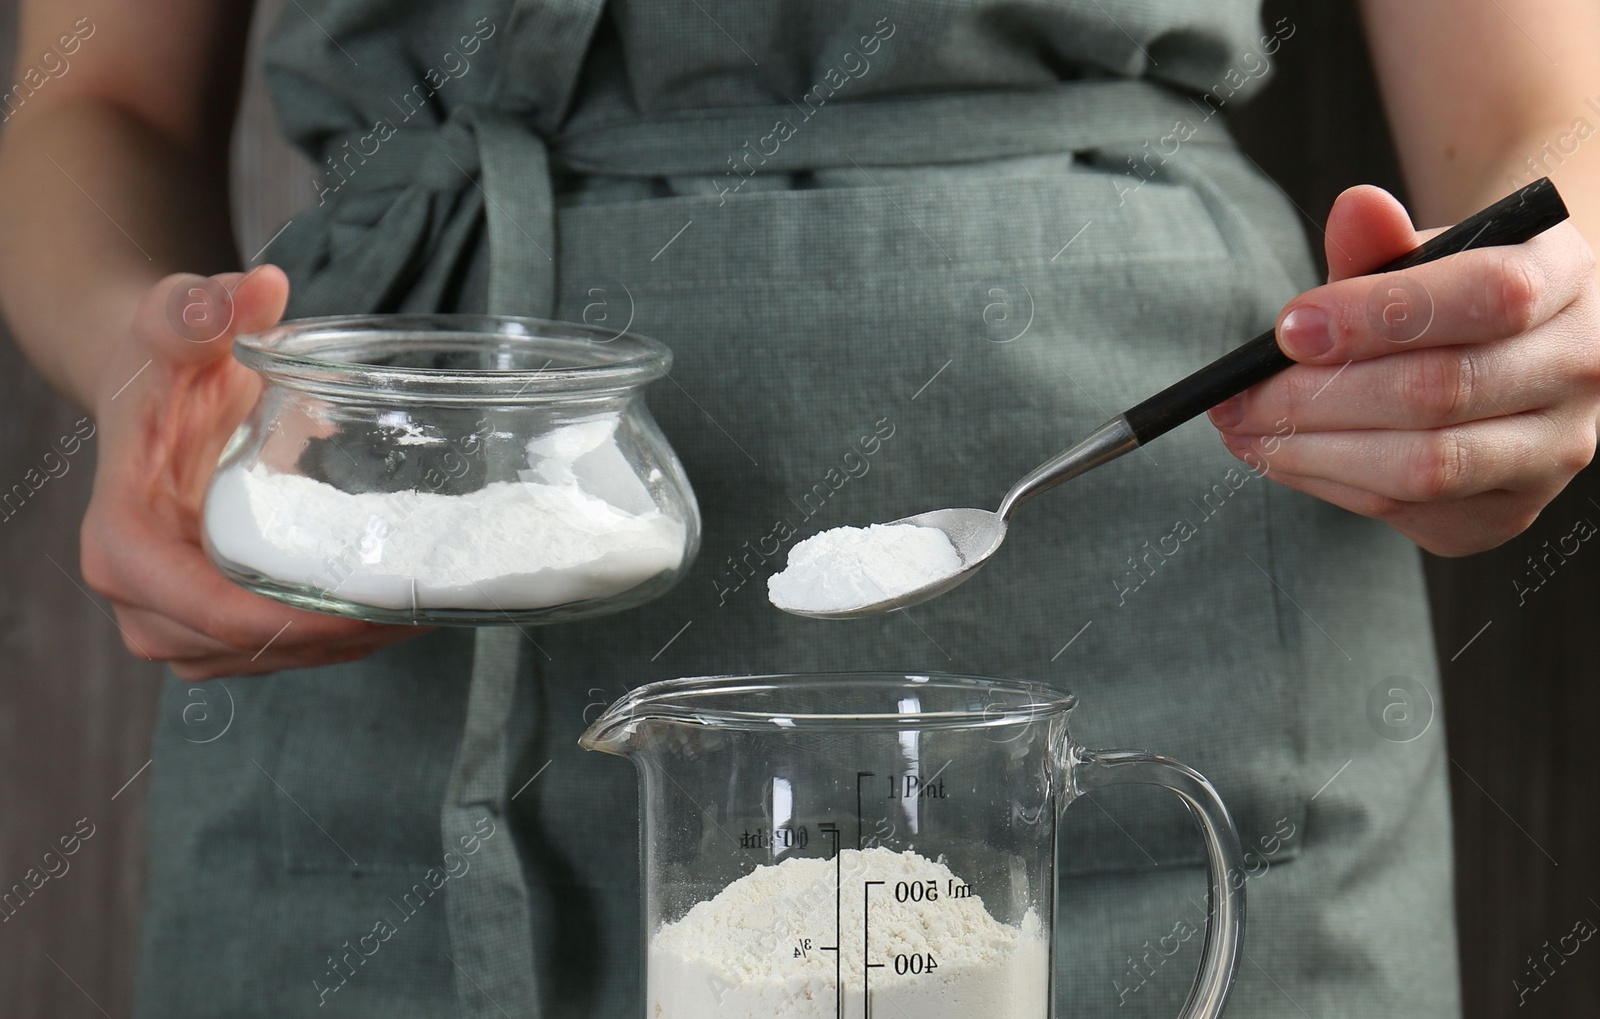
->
[782, 178, 1570, 619]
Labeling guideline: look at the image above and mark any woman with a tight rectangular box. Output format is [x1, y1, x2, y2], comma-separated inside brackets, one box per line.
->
[3, 1, 1598, 1016]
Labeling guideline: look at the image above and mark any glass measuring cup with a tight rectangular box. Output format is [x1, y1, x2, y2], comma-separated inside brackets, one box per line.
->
[581, 673, 1245, 1018]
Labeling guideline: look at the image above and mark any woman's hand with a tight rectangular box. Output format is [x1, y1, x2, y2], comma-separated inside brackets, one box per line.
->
[81, 266, 423, 680]
[1209, 185, 1600, 556]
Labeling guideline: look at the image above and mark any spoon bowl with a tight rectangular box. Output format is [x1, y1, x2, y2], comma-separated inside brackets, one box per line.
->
[778, 508, 1008, 619]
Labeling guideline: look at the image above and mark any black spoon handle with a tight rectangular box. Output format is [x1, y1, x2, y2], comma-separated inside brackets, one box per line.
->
[1121, 176, 1571, 445]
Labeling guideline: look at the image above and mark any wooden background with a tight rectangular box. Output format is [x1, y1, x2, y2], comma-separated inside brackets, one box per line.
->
[1, 1, 1595, 1015]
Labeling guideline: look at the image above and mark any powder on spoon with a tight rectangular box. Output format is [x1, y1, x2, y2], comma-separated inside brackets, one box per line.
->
[767, 523, 962, 613]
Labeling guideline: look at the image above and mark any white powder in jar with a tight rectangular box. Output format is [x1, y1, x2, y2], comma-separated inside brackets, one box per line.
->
[767, 524, 963, 613]
[203, 419, 686, 611]
[648, 847, 1048, 1018]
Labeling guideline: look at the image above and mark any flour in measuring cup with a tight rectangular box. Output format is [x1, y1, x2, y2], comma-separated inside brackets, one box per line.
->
[767, 524, 962, 613]
[204, 419, 685, 611]
[648, 846, 1048, 1018]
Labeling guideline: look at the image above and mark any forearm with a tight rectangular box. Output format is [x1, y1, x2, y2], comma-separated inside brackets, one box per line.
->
[1358, 0, 1600, 263]
[0, 96, 238, 409]
[1402, 125, 1600, 280]
[1489, 145, 1600, 276]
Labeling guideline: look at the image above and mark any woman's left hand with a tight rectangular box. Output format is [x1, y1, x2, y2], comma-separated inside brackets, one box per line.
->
[1208, 184, 1600, 556]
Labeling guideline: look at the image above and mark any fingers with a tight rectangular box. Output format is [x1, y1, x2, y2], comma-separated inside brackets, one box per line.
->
[96, 533, 429, 679]
[1248, 468, 1540, 558]
[82, 501, 395, 658]
[1209, 330, 1580, 433]
[114, 600, 426, 681]
[132, 264, 290, 365]
[113, 604, 239, 660]
[1220, 411, 1596, 502]
[1323, 185, 1423, 282]
[1276, 223, 1592, 365]
[165, 636, 409, 683]
[78, 263, 422, 678]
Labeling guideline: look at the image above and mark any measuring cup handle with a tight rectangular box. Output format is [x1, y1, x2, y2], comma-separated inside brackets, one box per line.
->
[1071, 748, 1246, 1019]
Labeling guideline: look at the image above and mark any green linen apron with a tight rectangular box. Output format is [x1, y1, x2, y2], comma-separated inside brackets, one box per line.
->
[134, 2, 1463, 1016]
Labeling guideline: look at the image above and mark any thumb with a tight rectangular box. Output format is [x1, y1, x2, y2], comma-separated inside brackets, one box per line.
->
[135, 264, 291, 364]
[1323, 185, 1422, 283]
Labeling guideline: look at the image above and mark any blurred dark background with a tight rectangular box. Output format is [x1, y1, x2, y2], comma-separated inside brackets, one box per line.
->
[1, 0, 1596, 1015]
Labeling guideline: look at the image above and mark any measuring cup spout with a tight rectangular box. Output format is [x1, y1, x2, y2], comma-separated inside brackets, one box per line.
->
[578, 697, 651, 757]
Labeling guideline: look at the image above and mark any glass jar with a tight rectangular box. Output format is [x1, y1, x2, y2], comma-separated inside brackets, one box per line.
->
[201, 314, 700, 625]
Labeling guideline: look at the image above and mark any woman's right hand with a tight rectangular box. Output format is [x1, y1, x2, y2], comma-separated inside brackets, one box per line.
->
[80, 266, 425, 681]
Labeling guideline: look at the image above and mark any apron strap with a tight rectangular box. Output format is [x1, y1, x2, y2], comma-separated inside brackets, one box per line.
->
[441, 106, 565, 1019]
[443, 626, 541, 1018]
[553, 79, 1229, 176]
[443, 2, 605, 1010]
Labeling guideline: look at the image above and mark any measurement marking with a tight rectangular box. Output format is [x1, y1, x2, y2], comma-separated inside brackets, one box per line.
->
[856, 772, 875, 849]
[510, 759, 553, 801]
[1050, 220, 1093, 262]
[651, 219, 694, 261]
[820, 823, 842, 1019]
[109, 359, 153, 401]
[650, 619, 693, 661]
[1309, 360, 1352, 400]
[250, 219, 295, 264]
[45, 154, 152, 260]
[1451, 758, 1559, 866]
[1242, 552, 1352, 661]
[111, 758, 153, 801]
[1310, 759, 1352, 801]
[1450, 619, 1493, 661]
[911, 359, 952, 401]
[846, 157, 952, 261]
[252, 758, 359, 867]
[1051, 619, 1093, 660]
[864, 880, 886, 1019]
[251, 621, 292, 661]
[924, 758, 954, 788]
[44, 955, 111, 1019]
[445, 954, 515, 1019]
[42, 552, 150, 658]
